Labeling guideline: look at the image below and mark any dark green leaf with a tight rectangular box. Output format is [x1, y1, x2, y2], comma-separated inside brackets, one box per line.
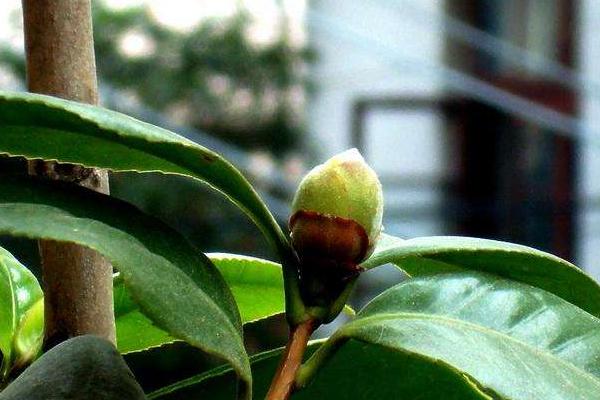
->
[0, 90, 289, 258]
[0, 335, 146, 400]
[0, 178, 250, 390]
[0, 247, 43, 378]
[155, 273, 600, 399]
[148, 340, 488, 399]
[115, 253, 284, 354]
[300, 272, 600, 399]
[362, 235, 600, 317]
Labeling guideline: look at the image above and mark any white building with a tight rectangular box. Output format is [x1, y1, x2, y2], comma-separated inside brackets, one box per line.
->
[307, 0, 600, 280]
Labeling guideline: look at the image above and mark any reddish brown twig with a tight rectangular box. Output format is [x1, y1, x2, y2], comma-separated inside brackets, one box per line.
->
[266, 319, 316, 400]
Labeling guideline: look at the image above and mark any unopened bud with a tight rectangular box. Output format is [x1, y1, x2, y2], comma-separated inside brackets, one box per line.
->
[289, 149, 383, 309]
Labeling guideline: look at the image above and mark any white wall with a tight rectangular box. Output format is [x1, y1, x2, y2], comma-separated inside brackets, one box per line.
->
[306, 0, 446, 239]
[307, 0, 443, 152]
[577, 0, 600, 279]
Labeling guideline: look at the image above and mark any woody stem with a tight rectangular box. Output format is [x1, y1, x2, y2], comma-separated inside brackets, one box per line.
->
[265, 319, 316, 400]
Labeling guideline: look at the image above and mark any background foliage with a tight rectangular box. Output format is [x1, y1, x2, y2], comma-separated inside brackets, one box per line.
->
[1, 1, 314, 153]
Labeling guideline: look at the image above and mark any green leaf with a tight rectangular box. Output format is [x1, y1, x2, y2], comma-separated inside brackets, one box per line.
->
[362, 235, 600, 317]
[147, 340, 488, 399]
[299, 272, 600, 399]
[12, 297, 44, 371]
[115, 253, 284, 354]
[0, 90, 304, 330]
[209, 253, 284, 324]
[114, 277, 177, 354]
[0, 246, 43, 379]
[0, 335, 146, 400]
[0, 178, 251, 392]
[0, 90, 289, 258]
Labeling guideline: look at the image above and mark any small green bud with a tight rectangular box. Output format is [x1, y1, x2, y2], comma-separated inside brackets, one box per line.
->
[290, 149, 383, 261]
[289, 149, 383, 310]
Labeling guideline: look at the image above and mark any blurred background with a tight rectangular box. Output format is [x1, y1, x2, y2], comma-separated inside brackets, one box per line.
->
[1, 0, 599, 392]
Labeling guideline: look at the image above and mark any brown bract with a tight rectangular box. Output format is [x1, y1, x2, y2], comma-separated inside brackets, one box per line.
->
[290, 210, 370, 265]
[289, 210, 369, 306]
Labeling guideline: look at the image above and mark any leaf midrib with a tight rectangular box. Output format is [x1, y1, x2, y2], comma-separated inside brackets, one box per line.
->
[368, 246, 574, 270]
[0, 126, 196, 176]
[341, 312, 600, 387]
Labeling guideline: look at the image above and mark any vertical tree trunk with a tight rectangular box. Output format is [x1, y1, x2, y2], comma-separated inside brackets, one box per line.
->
[22, 0, 116, 348]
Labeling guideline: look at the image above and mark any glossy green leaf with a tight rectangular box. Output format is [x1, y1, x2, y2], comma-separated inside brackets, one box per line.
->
[12, 297, 44, 371]
[115, 253, 284, 354]
[0, 90, 303, 331]
[0, 90, 289, 258]
[362, 235, 600, 317]
[153, 273, 600, 399]
[0, 247, 43, 379]
[0, 178, 251, 391]
[148, 340, 489, 399]
[299, 272, 600, 399]
[0, 335, 146, 400]
[209, 253, 284, 324]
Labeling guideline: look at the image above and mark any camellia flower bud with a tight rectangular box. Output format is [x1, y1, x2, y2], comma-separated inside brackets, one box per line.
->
[289, 149, 383, 308]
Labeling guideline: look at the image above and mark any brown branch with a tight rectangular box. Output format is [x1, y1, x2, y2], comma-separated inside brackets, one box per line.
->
[266, 319, 316, 400]
[21, 0, 116, 348]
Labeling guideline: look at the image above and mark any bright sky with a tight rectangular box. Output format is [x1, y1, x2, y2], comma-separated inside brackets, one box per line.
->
[0, 0, 306, 52]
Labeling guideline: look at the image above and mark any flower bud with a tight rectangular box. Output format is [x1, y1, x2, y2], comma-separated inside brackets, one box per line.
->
[289, 149, 383, 308]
